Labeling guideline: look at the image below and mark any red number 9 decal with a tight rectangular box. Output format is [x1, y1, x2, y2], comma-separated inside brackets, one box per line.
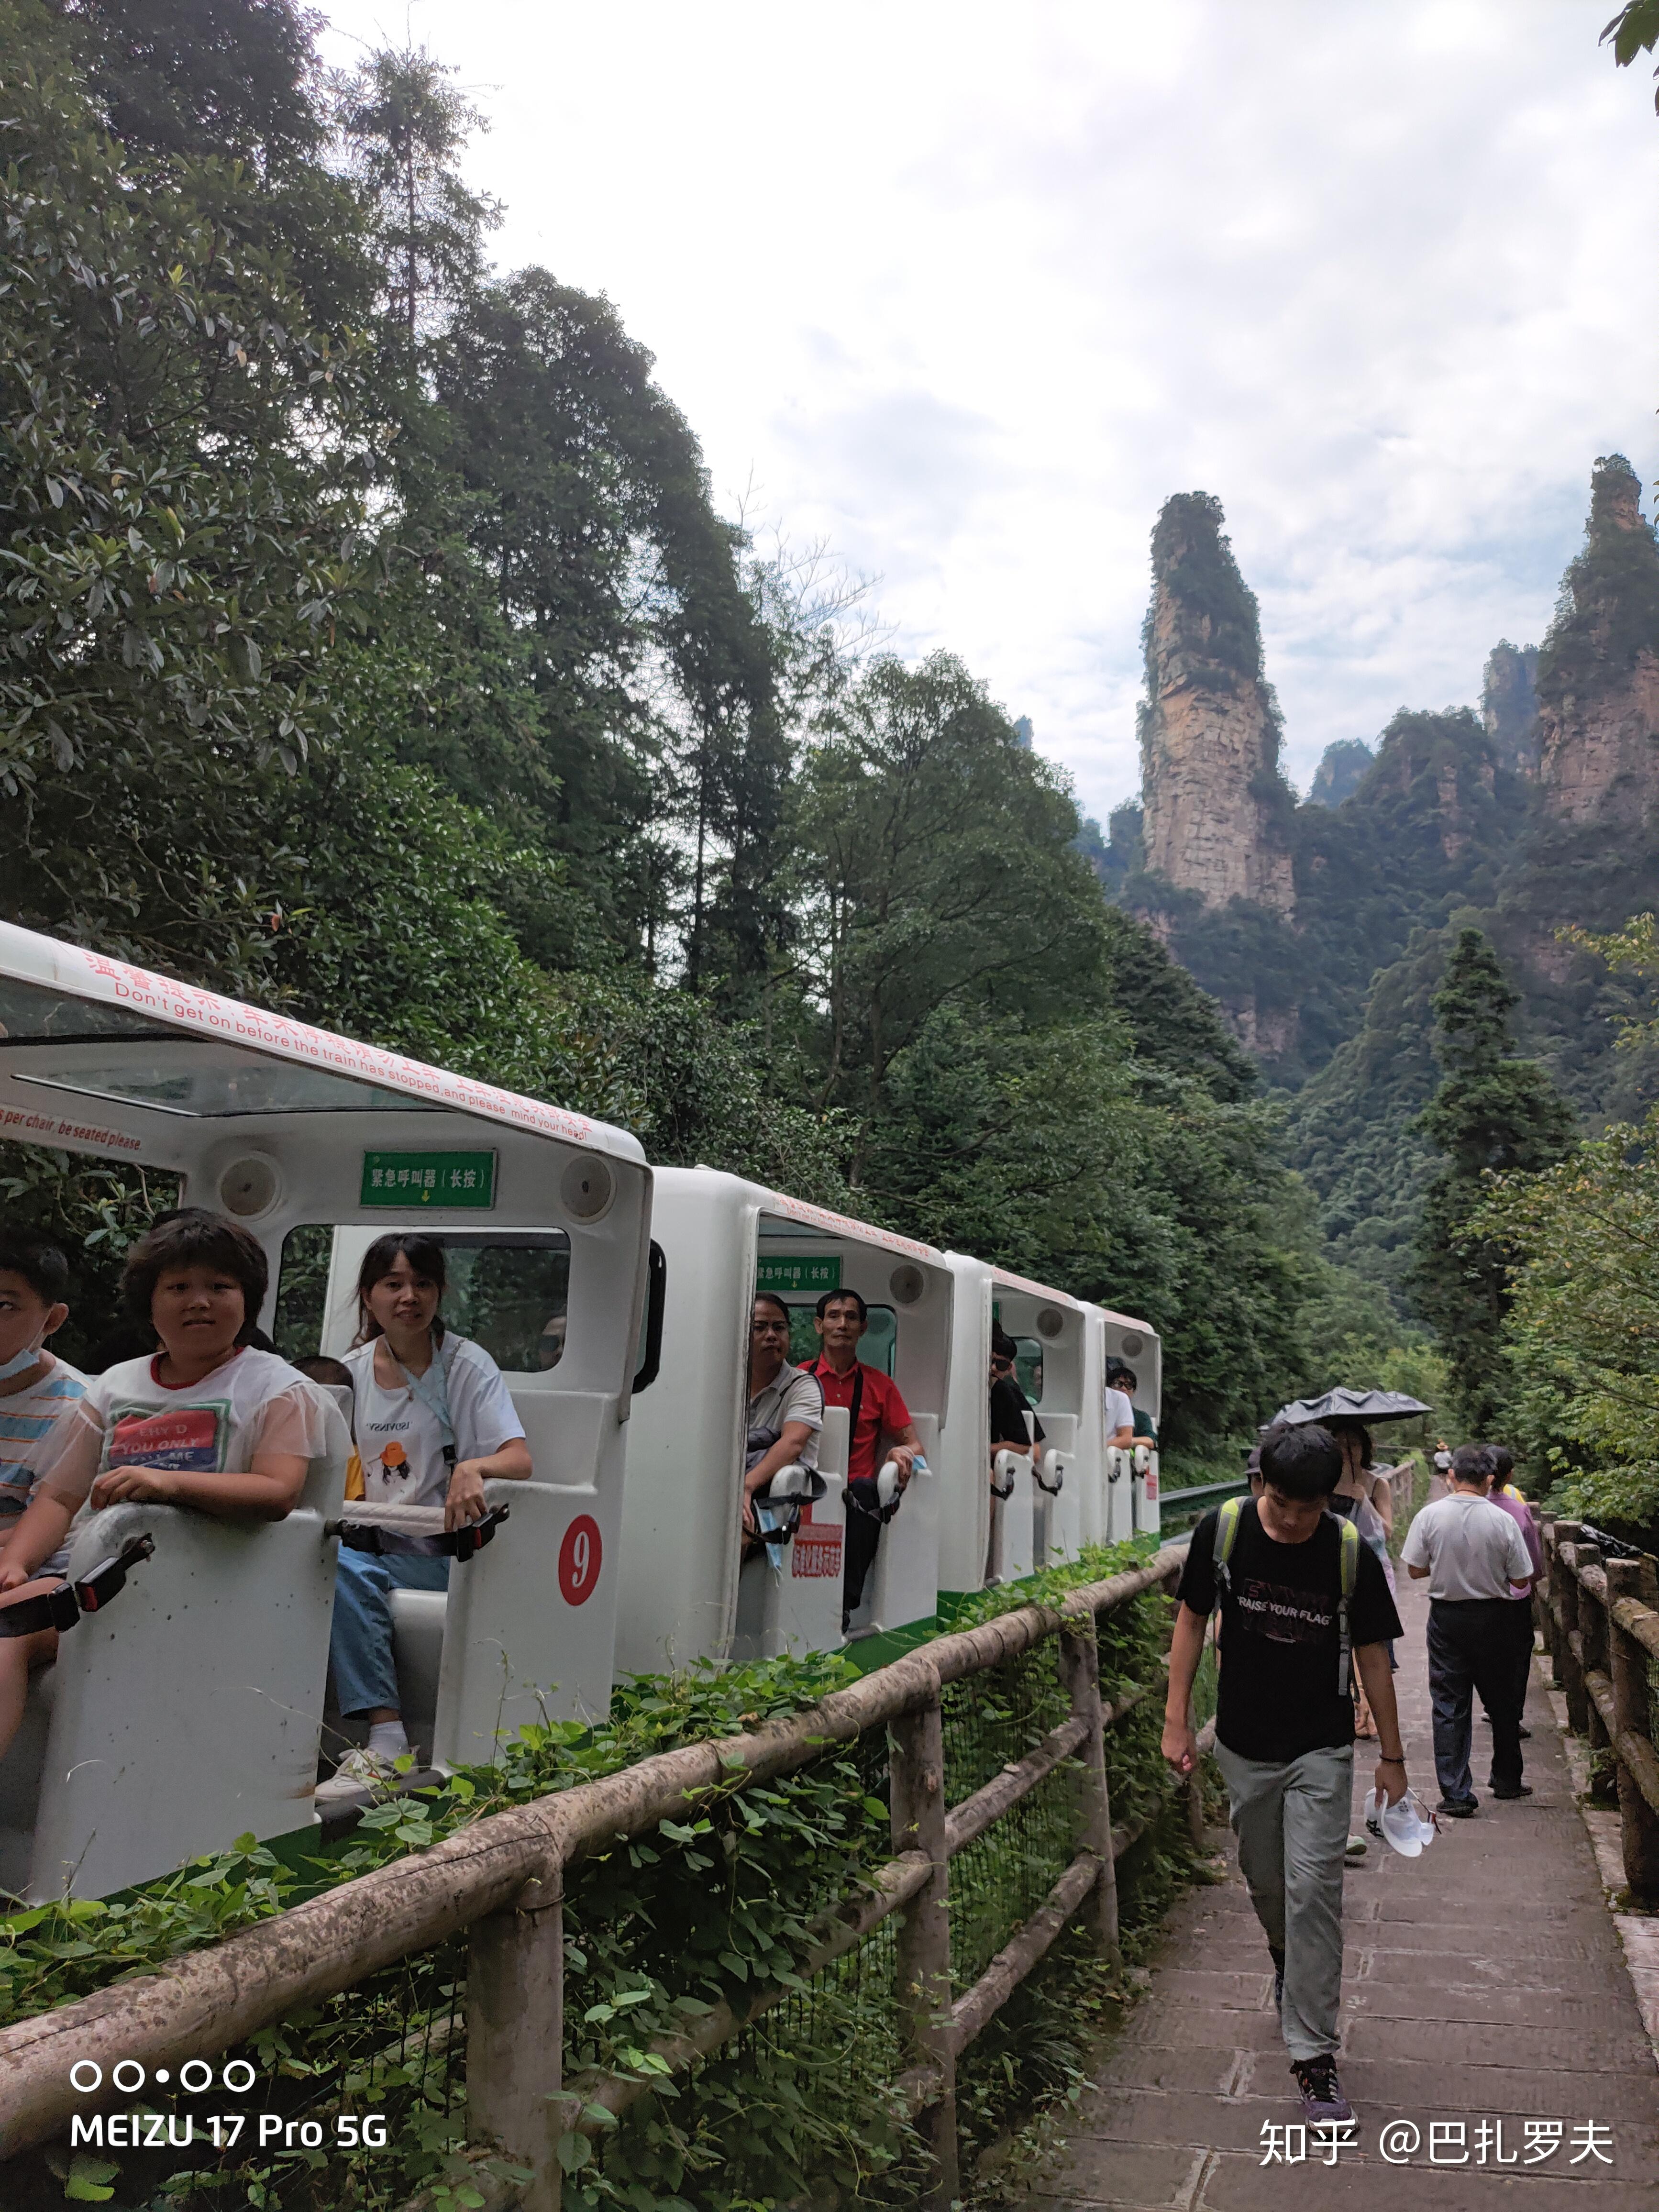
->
[558, 1514, 602, 1605]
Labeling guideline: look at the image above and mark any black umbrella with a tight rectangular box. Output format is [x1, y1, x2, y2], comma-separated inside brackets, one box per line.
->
[1271, 1386, 1432, 1427]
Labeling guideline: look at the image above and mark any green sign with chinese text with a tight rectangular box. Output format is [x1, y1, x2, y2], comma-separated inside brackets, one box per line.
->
[361, 1150, 497, 1209]
[755, 1254, 841, 1299]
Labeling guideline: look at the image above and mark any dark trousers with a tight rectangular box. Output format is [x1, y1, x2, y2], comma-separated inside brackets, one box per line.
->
[1503, 1597, 1535, 1717]
[1428, 1597, 1525, 1803]
[1476, 1599, 1537, 1725]
[842, 1479, 884, 1626]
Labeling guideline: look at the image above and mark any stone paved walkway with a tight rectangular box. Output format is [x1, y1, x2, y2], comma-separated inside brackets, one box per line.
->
[1018, 1567, 1659, 2209]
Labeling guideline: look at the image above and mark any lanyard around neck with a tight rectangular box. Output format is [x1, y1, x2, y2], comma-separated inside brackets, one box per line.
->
[389, 1334, 457, 1464]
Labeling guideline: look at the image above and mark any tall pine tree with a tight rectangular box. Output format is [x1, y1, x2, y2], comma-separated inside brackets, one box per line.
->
[1410, 929, 1574, 1433]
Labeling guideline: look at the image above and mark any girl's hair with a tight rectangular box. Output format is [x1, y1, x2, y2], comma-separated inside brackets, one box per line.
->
[121, 1209, 268, 1343]
[1332, 1421, 1374, 1469]
[752, 1289, 793, 1326]
[354, 1234, 448, 1346]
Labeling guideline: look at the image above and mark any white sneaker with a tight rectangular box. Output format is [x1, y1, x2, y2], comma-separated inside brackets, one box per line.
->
[315, 1746, 400, 1806]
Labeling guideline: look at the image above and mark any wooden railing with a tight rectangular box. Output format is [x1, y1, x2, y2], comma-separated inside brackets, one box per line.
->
[0, 1544, 1202, 2212]
[1540, 1519, 1659, 1901]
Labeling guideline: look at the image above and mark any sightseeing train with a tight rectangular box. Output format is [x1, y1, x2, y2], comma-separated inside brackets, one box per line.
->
[0, 923, 1160, 1902]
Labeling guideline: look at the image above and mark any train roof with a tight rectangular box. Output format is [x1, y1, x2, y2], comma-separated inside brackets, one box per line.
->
[0, 923, 646, 1168]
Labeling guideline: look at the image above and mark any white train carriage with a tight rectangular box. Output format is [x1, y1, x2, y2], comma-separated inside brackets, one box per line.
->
[0, 924, 651, 1899]
[1092, 1305, 1163, 1541]
[936, 1259, 1094, 1597]
[614, 1169, 953, 1675]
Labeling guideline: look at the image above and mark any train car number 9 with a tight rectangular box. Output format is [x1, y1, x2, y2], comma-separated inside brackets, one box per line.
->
[558, 1514, 603, 1604]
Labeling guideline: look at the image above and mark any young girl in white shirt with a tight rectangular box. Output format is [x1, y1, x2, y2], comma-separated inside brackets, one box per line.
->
[318, 1234, 530, 1801]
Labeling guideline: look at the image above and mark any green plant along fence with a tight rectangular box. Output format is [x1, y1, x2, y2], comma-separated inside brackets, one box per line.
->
[0, 1540, 1209, 2212]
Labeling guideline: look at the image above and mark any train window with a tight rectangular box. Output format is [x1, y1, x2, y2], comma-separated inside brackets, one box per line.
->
[274, 1228, 571, 1372]
[1013, 1336, 1044, 1404]
[274, 1223, 331, 1360]
[784, 1303, 897, 1378]
[444, 1236, 570, 1371]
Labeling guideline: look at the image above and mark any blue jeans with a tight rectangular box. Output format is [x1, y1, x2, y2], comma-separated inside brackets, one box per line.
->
[331, 1548, 450, 1717]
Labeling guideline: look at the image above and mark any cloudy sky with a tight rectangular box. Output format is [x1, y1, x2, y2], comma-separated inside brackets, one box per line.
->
[316, 0, 1655, 825]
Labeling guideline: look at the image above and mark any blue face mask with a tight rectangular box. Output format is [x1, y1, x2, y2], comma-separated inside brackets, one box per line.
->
[0, 1338, 45, 1384]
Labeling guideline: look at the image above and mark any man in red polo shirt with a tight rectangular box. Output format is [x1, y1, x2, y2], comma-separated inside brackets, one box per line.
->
[803, 1288, 920, 1628]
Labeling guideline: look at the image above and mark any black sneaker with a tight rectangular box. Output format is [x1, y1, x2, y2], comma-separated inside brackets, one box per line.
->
[1490, 1782, 1533, 1800]
[1437, 1796, 1479, 1818]
[1292, 2056, 1353, 2123]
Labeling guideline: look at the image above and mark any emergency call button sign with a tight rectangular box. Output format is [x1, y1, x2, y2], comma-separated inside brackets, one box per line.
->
[755, 1255, 841, 1298]
[361, 1149, 497, 1208]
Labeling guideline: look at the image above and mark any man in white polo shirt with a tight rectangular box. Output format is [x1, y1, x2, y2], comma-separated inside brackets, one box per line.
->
[1402, 1444, 1535, 1816]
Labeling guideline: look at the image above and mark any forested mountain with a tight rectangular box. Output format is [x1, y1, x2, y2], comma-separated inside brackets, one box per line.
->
[0, 0, 1358, 1455]
[1093, 458, 1659, 1311]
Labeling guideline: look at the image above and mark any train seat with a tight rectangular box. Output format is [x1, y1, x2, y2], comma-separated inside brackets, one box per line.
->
[0, 1404, 349, 1902]
[732, 1406, 849, 1661]
[845, 1410, 940, 1642]
[336, 1382, 621, 1775]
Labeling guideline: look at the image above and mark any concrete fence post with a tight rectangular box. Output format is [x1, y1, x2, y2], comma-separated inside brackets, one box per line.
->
[890, 1681, 958, 2210]
[465, 1871, 565, 2212]
[1059, 1614, 1121, 1958]
[1605, 1560, 1659, 1899]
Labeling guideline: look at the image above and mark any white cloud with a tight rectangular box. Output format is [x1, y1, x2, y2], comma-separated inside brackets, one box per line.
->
[318, 0, 1657, 815]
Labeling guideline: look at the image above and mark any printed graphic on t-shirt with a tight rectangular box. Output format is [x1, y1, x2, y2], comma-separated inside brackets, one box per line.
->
[374, 1438, 412, 1485]
[106, 1402, 229, 1474]
[1234, 1576, 1336, 1646]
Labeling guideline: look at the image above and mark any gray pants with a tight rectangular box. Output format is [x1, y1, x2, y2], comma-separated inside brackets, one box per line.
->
[1214, 1739, 1353, 2061]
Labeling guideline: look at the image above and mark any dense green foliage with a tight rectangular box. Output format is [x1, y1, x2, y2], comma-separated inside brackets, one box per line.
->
[1408, 930, 1574, 1434]
[1476, 1110, 1659, 1539]
[1110, 702, 1530, 1090]
[1475, 912, 1659, 1535]
[1306, 739, 1372, 808]
[0, 0, 1350, 1453]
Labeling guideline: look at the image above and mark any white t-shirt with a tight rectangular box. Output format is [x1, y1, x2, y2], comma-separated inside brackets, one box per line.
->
[1401, 1492, 1533, 1603]
[48, 1348, 331, 1507]
[1104, 1387, 1135, 1440]
[343, 1334, 525, 1514]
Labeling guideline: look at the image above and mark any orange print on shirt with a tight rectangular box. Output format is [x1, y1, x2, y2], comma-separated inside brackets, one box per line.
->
[381, 1440, 409, 1477]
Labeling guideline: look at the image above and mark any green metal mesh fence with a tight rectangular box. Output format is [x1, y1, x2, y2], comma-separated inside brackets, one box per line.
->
[84, 1941, 470, 2212]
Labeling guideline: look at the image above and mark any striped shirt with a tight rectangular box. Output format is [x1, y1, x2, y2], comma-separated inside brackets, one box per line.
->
[0, 1356, 88, 1528]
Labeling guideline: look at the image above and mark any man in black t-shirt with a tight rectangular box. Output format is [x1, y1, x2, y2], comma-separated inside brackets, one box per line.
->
[1163, 1424, 1406, 2131]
